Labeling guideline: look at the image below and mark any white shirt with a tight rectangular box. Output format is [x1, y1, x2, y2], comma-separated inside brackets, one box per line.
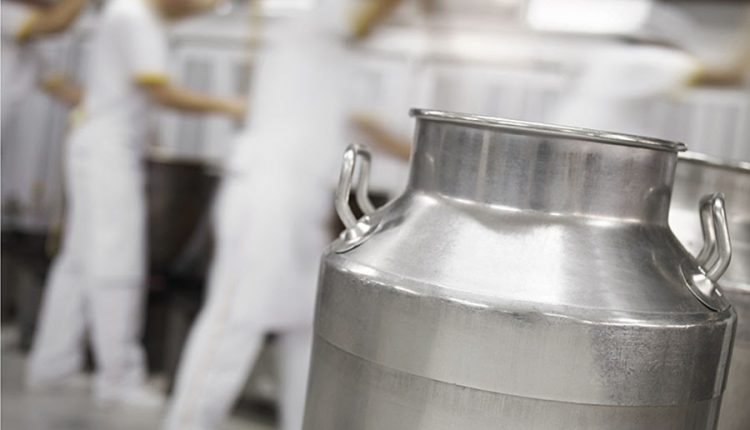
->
[1, 1, 46, 128]
[229, 1, 353, 186]
[551, 45, 699, 139]
[78, 0, 169, 146]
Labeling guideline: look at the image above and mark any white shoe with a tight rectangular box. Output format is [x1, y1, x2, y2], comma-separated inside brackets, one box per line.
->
[26, 372, 91, 395]
[95, 384, 165, 409]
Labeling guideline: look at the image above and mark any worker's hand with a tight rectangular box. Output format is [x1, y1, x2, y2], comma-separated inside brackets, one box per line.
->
[191, 0, 224, 15]
[40, 73, 83, 106]
[20, 0, 87, 41]
[689, 66, 746, 88]
[223, 98, 247, 122]
[350, 0, 405, 41]
[350, 111, 411, 161]
[144, 83, 249, 119]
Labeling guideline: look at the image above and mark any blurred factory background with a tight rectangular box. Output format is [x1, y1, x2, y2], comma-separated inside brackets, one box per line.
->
[1, 0, 748, 429]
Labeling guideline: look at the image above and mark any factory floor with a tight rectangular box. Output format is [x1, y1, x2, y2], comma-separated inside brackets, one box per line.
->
[1, 327, 274, 430]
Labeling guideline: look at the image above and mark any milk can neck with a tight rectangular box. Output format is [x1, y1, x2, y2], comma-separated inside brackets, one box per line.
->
[407, 111, 684, 225]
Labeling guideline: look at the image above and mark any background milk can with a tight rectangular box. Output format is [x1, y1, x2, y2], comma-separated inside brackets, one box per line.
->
[670, 152, 750, 430]
[303, 110, 738, 430]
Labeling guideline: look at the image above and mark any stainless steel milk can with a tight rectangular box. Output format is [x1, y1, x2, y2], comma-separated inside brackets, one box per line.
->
[304, 110, 737, 430]
[670, 152, 750, 430]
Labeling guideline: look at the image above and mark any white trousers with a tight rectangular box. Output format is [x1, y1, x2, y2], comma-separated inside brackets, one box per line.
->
[27, 131, 148, 398]
[164, 167, 329, 430]
[165, 322, 312, 430]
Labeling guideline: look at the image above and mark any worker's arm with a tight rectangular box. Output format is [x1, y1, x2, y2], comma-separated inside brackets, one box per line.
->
[141, 81, 246, 120]
[185, 0, 224, 17]
[418, 0, 436, 14]
[160, 0, 224, 20]
[40, 73, 82, 106]
[689, 8, 750, 87]
[351, 0, 407, 40]
[351, 112, 411, 161]
[17, 0, 87, 41]
[690, 64, 748, 87]
[690, 48, 749, 87]
[114, 8, 244, 119]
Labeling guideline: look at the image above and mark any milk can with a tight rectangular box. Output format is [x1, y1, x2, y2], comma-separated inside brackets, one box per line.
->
[670, 152, 750, 430]
[303, 110, 737, 430]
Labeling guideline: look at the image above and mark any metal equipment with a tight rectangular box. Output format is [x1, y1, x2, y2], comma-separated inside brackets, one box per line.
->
[304, 109, 736, 430]
[670, 152, 750, 430]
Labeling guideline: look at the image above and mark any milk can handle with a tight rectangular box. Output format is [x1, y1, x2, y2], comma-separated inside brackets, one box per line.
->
[335, 144, 375, 229]
[696, 193, 732, 282]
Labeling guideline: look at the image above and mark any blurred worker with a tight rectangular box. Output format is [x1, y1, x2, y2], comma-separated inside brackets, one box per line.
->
[349, 0, 438, 165]
[542, 0, 749, 139]
[536, 0, 696, 137]
[26, 0, 245, 406]
[551, 45, 700, 138]
[2, 0, 85, 230]
[1, 0, 86, 129]
[691, 6, 750, 87]
[163, 1, 410, 429]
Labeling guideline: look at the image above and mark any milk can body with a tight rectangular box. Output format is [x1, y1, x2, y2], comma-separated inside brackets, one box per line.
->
[670, 153, 750, 430]
[304, 110, 737, 430]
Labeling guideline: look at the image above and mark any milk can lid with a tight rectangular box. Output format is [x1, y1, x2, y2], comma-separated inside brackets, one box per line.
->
[410, 109, 687, 153]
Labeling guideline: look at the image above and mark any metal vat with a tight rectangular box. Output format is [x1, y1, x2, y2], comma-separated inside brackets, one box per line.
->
[304, 110, 736, 430]
[670, 152, 750, 430]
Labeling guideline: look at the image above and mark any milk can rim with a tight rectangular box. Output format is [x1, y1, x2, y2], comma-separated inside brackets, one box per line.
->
[679, 151, 750, 173]
[410, 109, 687, 153]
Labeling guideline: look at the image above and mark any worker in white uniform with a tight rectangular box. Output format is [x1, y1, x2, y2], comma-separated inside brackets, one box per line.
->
[551, 45, 701, 138]
[538, 0, 746, 139]
[2, 0, 85, 213]
[163, 1, 410, 429]
[26, 0, 246, 406]
[1, 0, 86, 129]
